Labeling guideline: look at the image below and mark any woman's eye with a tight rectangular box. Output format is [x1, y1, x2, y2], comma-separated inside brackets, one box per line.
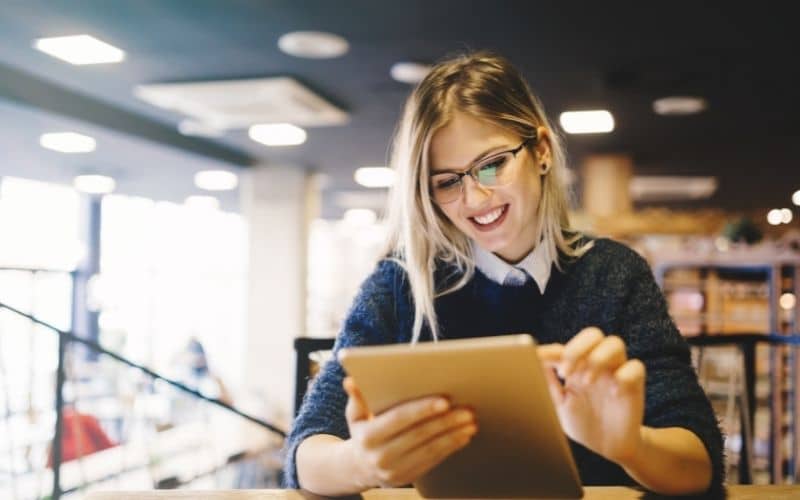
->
[435, 176, 460, 189]
[479, 156, 507, 172]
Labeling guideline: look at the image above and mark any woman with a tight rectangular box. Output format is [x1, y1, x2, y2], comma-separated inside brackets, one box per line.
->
[284, 52, 723, 496]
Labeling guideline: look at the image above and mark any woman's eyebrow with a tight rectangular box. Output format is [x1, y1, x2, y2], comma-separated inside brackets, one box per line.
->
[430, 144, 511, 174]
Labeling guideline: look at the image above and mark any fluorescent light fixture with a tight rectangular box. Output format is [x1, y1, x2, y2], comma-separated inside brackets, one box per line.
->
[653, 96, 708, 116]
[40, 132, 96, 153]
[793, 189, 800, 206]
[354, 167, 395, 188]
[185, 195, 220, 210]
[73, 175, 115, 194]
[33, 34, 125, 65]
[767, 209, 783, 226]
[390, 62, 432, 84]
[194, 170, 238, 191]
[781, 208, 793, 224]
[629, 176, 717, 201]
[278, 31, 349, 59]
[559, 110, 615, 134]
[248, 123, 307, 146]
[343, 208, 377, 226]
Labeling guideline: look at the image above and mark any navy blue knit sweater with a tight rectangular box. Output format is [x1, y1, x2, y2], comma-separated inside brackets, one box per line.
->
[284, 238, 724, 492]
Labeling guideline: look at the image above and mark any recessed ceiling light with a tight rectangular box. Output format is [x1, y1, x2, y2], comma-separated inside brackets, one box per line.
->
[249, 123, 307, 146]
[278, 31, 349, 59]
[33, 34, 125, 65]
[354, 167, 395, 188]
[559, 110, 615, 134]
[73, 175, 115, 194]
[767, 209, 783, 226]
[792, 189, 800, 206]
[653, 96, 707, 116]
[185, 195, 220, 210]
[40, 132, 96, 153]
[781, 208, 793, 224]
[390, 62, 432, 84]
[194, 170, 239, 191]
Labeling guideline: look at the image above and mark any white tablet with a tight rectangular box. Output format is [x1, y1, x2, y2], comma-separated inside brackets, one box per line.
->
[338, 334, 583, 499]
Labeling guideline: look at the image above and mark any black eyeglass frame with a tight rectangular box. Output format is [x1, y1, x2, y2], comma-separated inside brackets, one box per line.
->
[428, 133, 537, 204]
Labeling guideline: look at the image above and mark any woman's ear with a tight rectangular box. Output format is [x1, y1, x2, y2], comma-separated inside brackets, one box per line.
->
[534, 126, 552, 174]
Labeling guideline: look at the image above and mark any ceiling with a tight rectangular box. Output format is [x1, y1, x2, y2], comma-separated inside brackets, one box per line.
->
[0, 1, 798, 217]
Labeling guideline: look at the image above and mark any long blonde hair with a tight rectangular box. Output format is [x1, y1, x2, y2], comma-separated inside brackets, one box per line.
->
[383, 51, 592, 342]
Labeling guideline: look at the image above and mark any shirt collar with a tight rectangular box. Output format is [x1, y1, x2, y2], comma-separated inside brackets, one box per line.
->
[471, 240, 552, 292]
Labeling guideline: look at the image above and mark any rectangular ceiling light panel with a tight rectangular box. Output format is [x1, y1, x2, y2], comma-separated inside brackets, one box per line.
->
[134, 77, 348, 129]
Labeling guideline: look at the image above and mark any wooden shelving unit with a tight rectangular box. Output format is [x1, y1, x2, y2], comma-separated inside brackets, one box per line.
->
[651, 249, 800, 484]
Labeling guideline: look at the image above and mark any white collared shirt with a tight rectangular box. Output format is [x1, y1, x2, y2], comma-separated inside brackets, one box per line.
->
[471, 240, 552, 293]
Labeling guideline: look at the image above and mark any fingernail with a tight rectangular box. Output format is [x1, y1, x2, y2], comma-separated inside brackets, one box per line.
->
[433, 398, 449, 412]
[455, 410, 473, 424]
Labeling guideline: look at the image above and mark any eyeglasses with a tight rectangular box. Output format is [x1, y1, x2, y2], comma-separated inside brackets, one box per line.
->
[429, 136, 535, 205]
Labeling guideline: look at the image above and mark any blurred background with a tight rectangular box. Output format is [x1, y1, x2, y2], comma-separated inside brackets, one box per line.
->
[0, 1, 798, 498]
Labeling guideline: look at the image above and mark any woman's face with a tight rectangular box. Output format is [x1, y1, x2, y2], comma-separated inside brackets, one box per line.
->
[429, 112, 549, 263]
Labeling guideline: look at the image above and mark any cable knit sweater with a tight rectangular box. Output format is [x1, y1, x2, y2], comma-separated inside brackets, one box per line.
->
[283, 238, 724, 493]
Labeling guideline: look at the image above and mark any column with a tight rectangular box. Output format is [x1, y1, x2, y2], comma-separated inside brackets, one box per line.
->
[240, 164, 319, 427]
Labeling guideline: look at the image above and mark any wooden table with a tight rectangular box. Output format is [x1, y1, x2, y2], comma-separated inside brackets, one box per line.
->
[87, 485, 800, 499]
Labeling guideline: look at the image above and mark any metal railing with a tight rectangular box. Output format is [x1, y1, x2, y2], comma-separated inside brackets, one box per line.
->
[0, 300, 286, 499]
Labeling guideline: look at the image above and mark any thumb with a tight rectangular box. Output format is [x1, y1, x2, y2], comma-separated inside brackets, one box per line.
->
[343, 376, 370, 422]
[541, 364, 566, 407]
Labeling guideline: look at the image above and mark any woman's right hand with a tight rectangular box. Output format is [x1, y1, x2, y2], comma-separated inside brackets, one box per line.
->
[342, 376, 478, 489]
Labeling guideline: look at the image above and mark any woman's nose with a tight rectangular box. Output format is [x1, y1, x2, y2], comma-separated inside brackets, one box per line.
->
[462, 176, 492, 208]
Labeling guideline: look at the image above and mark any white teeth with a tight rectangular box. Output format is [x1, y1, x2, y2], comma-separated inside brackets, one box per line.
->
[473, 206, 504, 225]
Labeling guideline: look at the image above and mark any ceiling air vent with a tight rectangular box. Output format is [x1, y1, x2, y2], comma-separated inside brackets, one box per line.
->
[134, 77, 348, 130]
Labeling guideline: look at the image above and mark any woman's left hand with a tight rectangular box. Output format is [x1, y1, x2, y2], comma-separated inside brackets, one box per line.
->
[538, 327, 646, 466]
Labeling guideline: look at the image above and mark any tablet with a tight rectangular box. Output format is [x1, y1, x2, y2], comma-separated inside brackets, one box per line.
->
[338, 334, 583, 499]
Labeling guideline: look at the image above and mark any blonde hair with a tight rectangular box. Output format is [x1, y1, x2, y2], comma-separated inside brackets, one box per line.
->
[383, 51, 592, 342]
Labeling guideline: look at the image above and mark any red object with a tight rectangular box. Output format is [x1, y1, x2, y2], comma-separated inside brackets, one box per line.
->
[47, 409, 116, 466]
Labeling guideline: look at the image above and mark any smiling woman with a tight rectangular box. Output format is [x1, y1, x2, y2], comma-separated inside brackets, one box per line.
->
[285, 51, 724, 498]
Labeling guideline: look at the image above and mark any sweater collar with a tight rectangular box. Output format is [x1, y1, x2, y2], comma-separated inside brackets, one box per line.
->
[471, 240, 552, 292]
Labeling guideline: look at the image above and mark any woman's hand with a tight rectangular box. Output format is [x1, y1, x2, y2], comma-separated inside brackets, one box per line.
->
[341, 376, 478, 489]
[538, 327, 646, 466]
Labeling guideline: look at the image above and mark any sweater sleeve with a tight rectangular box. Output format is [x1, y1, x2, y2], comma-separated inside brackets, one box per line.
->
[281, 259, 404, 488]
[616, 249, 725, 494]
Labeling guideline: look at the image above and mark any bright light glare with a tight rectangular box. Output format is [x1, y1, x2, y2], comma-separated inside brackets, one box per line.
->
[343, 208, 377, 226]
[73, 175, 116, 194]
[354, 167, 395, 188]
[767, 209, 783, 226]
[194, 170, 239, 191]
[185, 195, 220, 210]
[40, 132, 96, 153]
[793, 190, 800, 206]
[781, 208, 793, 224]
[780, 293, 796, 311]
[248, 123, 307, 146]
[559, 110, 615, 134]
[34, 34, 125, 65]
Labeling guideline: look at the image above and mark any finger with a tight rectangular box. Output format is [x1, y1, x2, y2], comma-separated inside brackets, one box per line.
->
[537, 343, 564, 367]
[561, 327, 605, 377]
[613, 359, 646, 395]
[362, 396, 450, 447]
[585, 335, 627, 384]
[377, 407, 476, 464]
[386, 423, 477, 485]
[343, 377, 370, 422]
[541, 364, 565, 406]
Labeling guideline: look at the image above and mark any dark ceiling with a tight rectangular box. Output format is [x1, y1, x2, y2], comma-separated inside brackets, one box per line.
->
[0, 1, 798, 216]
